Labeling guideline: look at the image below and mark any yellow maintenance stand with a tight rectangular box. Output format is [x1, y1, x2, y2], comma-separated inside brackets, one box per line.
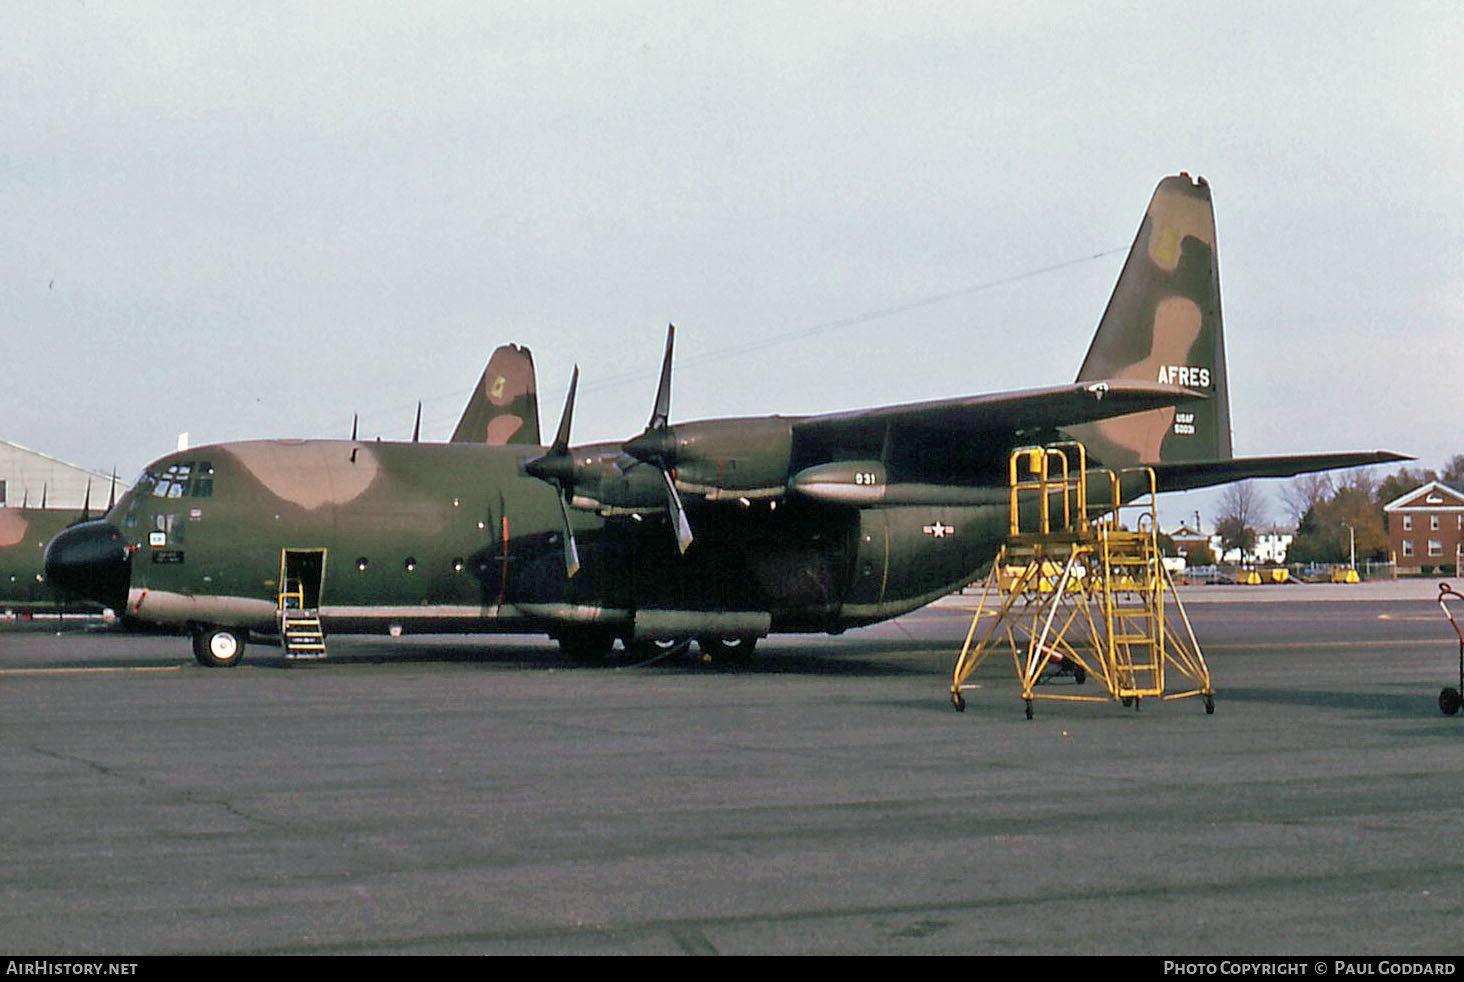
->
[950, 442, 1213, 718]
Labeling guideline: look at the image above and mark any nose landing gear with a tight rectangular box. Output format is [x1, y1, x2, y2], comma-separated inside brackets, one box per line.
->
[192, 626, 246, 667]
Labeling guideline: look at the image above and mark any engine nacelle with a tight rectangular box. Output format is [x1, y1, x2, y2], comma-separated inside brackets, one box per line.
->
[591, 460, 675, 513]
[646, 417, 794, 500]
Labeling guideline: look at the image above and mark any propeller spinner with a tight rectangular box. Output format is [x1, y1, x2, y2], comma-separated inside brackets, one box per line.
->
[523, 325, 696, 579]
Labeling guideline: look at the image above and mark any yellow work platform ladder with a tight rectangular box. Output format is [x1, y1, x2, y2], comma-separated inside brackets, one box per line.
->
[950, 442, 1213, 717]
[278, 578, 328, 661]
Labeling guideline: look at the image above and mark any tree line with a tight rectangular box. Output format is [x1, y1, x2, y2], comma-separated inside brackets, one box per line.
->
[1212, 455, 1464, 565]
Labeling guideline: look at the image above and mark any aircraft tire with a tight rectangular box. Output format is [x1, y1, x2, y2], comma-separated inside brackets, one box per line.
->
[626, 637, 688, 662]
[697, 636, 757, 663]
[193, 627, 246, 668]
[1440, 687, 1461, 717]
[556, 629, 617, 663]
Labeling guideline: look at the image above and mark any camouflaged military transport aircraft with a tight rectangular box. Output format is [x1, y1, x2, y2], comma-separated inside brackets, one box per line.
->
[44, 175, 1404, 666]
[7, 345, 538, 617]
[2, 500, 108, 615]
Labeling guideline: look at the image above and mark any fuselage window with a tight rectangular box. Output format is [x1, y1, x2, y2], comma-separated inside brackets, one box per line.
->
[153, 512, 184, 545]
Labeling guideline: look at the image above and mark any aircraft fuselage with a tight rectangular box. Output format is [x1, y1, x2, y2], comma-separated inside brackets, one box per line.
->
[101, 438, 1006, 643]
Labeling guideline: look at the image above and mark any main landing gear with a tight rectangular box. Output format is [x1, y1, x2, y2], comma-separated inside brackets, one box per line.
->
[694, 636, 758, 664]
[554, 629, 759, 666]
[626, 636, 758, 665]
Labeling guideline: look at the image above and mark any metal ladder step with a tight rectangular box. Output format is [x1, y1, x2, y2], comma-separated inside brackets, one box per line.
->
[280, 612, 328, 660]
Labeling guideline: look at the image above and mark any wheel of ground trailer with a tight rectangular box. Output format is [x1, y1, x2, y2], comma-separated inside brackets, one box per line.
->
[193, 627, 246, 668]
[697, 636, 757, 663]
[1205, 695, 1215, 715]
[1439, 687, 1461, 716]
[1073, 666, 1087, 685]
[1025, 700, 1033, 720]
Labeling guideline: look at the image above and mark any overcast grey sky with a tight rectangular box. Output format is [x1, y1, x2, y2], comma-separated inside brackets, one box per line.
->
[5, 2, 1461, 528]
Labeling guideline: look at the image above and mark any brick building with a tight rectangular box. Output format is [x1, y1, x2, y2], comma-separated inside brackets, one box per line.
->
[1383, 481, 1464, 572]
[1166, 522, 1215, 568]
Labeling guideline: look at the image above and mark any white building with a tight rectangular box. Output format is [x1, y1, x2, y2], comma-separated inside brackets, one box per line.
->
[1209, 528, 1294, 565]
[0, 440, 127, 510]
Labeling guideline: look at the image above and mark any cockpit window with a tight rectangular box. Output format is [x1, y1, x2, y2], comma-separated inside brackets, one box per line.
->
[131, 471, 157, 498]
[191, 462, 214, 498]
[145, 461, 215, 499]
[152, 462, 191, 498]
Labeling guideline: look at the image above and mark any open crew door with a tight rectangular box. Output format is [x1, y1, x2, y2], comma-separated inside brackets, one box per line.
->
[279, 548, 327, 660]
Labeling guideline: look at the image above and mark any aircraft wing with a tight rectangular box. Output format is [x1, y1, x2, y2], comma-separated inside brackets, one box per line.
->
[793, 379, 1205, 446]
[1149, 451, 1413, 494]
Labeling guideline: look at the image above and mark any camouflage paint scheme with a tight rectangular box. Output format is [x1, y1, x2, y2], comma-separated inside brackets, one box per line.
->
[5, 346, 538, 613]
[45, 176, 1406, 662]
[0, 507, 92, 612]
[449, 343, 540, 446]
[106, 439, 1008, 637]
[1069, 174, 1231, 467]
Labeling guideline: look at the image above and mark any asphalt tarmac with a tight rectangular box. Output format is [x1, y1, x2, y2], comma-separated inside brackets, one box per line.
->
[3, 580, 1464, 955]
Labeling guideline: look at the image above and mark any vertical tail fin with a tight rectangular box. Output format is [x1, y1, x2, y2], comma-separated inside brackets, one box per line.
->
[1066, 174, 1232, 466]
[450, 344, 541, 446]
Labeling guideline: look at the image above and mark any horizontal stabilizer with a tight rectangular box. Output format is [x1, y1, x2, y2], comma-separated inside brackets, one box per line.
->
[1150, 451, 1412, 494]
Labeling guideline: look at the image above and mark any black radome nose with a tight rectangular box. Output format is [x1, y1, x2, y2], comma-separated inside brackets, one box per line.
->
[43, 520, 132, 612]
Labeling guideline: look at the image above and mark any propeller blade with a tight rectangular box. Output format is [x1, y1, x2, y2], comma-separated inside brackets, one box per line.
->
[623, 328, 678, 466]
[551, 366, 579, 454]
[351, 413, 358, 441]
[81, 480, 91, 522]
[659, 468, 693, 554]
[412, 402, 422, 443]
[107, 469, 117, 511]
[554, 491, 581, 578]
[524, 367, 585, 578]
[524, 366, 581, 486]
[648, 324, 674, 431]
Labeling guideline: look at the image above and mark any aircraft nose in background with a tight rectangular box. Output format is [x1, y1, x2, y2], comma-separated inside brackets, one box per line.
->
[43, 520, 132, 612]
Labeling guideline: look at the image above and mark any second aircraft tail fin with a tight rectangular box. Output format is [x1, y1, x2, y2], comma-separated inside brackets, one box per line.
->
[450, 344, 541, 446]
